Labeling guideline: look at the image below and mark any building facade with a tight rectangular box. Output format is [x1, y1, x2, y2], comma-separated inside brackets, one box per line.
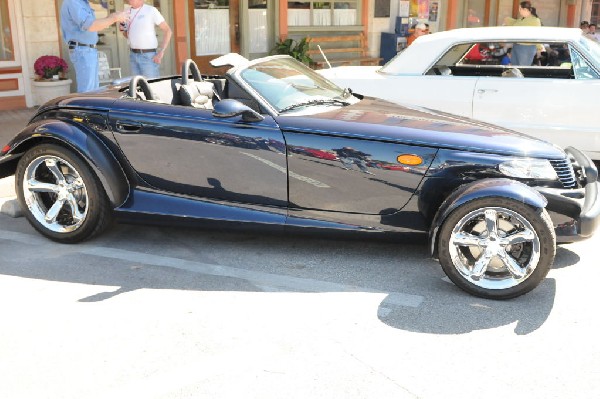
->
[0, 0, 595, 110]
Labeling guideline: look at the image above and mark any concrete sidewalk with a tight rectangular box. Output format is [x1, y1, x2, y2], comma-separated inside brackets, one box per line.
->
[0, 108, 36, 218]
[0, 175, 19, 217]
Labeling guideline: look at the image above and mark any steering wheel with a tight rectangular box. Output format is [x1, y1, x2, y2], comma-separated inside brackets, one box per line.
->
[128, 75, 155, 100]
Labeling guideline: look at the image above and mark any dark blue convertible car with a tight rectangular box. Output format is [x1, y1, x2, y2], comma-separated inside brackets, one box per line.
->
[1, 54, 599, 299]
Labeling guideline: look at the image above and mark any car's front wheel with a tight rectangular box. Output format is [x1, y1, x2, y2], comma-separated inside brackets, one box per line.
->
[15, 144, 112, 243]
[438, 197, 555, 299]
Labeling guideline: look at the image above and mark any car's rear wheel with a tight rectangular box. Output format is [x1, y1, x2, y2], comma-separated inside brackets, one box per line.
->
[438, 197, 555, 299]
[15, 144, 112, 243]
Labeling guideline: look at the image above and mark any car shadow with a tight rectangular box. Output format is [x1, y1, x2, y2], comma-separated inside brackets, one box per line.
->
[378, 243, 581, 335]
[552, 245, 580, 269]
[0, 219, 573, 336]
[378, 278, 556, 335]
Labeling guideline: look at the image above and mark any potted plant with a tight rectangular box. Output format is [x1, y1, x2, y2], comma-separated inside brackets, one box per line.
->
[33, 55, 69, 81]
[31, 55, 72, 105]
[270, 37, 313, 65]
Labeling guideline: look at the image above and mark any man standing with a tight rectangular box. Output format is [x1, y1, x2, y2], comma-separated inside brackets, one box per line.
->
[588, 23, 600, 42]
[60, 0, 126, 92]
[407, 23, 428, 47]
[121, 0, 172, 78]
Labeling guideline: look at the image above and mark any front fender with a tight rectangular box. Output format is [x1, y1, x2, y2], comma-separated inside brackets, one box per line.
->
[3, 119, 129, 207]
[429, 178, 547, 259]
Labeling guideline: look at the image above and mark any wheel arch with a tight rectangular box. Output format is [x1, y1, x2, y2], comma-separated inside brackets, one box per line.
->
[6, 120, 130, 207]
[429, 178, 548, 259]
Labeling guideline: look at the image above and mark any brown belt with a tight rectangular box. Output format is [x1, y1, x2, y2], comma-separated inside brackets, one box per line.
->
[68, 41, 96, 49]
[130, 48, 156, 54]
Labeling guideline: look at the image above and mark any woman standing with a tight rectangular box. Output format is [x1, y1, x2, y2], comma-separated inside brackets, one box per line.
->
[504, 1, 541, 66]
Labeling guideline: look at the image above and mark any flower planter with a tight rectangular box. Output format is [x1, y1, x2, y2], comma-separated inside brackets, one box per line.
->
[31, 79, 73, 106]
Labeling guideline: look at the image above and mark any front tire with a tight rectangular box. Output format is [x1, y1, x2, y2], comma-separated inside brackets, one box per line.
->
[438, 197, 555, 299]
[15, 144, 112, 243]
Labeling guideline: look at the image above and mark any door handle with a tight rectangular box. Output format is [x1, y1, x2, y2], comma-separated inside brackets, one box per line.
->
[115, 121, 142, 132]
[477, 89, 498, 94]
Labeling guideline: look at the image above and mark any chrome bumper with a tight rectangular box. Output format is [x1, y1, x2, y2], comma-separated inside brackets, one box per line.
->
[538, 147, 600, 243]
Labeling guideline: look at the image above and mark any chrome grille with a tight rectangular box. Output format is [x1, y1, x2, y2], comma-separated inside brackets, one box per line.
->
[550, 159, 577, 188]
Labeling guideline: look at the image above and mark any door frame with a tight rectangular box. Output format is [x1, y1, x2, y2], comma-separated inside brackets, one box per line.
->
[188, 0, 241, 74]
[0, 0, 30, 108]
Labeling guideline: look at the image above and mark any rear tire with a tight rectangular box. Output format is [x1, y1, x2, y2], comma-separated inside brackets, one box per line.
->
[15, 144, 112, 243]
[438, 197, 555, 299]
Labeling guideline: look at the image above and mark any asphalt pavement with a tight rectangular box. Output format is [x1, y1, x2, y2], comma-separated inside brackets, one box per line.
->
[1, 107, 600, 398]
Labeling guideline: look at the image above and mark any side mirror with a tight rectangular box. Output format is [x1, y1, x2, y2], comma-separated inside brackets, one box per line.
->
[212, 99, 264, 122]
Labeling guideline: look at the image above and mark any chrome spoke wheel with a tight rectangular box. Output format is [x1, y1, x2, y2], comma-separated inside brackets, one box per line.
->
[22, 155, 89, 233]
[448, 206, 540, 290]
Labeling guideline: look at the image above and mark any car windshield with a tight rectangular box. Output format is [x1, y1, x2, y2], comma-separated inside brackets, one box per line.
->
[579, 35, 600, 63]
[239, 57, 352, 113]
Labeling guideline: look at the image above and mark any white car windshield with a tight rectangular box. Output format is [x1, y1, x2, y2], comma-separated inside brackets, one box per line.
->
[239, 57, 353, 113]
[579, 35, 600, 64]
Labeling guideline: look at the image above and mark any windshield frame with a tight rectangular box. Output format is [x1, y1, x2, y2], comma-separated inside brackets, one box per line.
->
[577, 35, 600, 68]
[227, 55, 351, 115]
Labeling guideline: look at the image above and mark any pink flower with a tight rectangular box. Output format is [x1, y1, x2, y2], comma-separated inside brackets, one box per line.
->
[34, 55, 69, 79]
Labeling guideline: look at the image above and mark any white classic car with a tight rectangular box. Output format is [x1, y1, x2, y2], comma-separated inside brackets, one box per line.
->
[319, 27, 600, 161]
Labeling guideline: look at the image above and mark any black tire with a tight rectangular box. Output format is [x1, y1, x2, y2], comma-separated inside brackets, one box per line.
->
[15, 143, 113, 243]
[437, 197, 555, 300]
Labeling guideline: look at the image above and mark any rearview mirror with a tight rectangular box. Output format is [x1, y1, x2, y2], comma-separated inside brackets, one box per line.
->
[212, 99, 264, 122]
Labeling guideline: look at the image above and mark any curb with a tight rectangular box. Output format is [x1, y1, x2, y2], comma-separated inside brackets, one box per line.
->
[0, 197, 22, 218]
[0, 176, 22, 218]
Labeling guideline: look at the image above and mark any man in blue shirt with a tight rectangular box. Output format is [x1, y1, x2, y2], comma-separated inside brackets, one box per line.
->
[60, 0, 126, 92]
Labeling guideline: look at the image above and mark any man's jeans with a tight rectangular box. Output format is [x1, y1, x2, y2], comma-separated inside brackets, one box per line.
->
[130, 51, 160, 78]
[68, 47, 99, 92]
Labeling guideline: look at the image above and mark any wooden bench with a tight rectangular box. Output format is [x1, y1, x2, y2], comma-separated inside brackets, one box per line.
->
[307, 33, 382, 69]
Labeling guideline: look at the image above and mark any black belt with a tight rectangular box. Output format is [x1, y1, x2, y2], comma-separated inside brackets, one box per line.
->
[130, 48, 156, 54]
[68, 41, 96, 49]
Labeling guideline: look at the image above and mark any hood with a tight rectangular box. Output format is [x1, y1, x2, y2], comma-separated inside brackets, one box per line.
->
[275, 97, 565, 159]
[318, 65, 381, 80]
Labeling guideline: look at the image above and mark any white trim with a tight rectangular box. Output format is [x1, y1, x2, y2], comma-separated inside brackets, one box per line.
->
[10, 0, 32, 107]
[0, 73, 24, 96]
[0, 0, 20, 67]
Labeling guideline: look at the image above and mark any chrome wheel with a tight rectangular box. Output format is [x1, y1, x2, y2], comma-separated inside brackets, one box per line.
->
[22, 155, 88, 233]
[448, 207, 540, 290]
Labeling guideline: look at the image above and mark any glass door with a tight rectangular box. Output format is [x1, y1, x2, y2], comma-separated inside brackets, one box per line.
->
[0, 0, 26, 109]
[0, 0, 14, 62]
[189, 0, 240, 74]
[92, 0, 121, 70]
[247, 0, 271, 59]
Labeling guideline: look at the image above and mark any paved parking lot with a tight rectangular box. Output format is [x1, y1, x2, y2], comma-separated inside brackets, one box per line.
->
[1, 205, 599, 398]
[1, 108, 600, 398]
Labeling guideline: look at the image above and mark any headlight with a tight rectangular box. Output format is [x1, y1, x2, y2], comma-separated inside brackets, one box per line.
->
[499, 158, 558, 180]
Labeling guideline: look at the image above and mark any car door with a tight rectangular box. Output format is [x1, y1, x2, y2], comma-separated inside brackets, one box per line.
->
[472, 44, 600, 159]
[284, 131, 434, 215]
[388, 75, 478, 118]
[109, 99, 288, 207]
[321, 70, 477, 119]
[278, 104, 438, 223]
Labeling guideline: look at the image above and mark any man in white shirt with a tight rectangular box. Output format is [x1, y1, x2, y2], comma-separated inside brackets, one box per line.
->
[120, 0, 172, 78]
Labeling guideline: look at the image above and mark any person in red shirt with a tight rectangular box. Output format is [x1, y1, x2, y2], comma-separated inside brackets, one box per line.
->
[407, 23, 428, 46]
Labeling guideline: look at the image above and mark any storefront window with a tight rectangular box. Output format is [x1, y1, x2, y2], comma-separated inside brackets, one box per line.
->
[288, 0, 358, 27]
[249, 0, 269, 53]
[496, 0, 513, 25]
[593, 0, 600, 25]
[0, 0, 15, 61]
[194, 0, 232, 55]
[466, 0, 485, 27]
